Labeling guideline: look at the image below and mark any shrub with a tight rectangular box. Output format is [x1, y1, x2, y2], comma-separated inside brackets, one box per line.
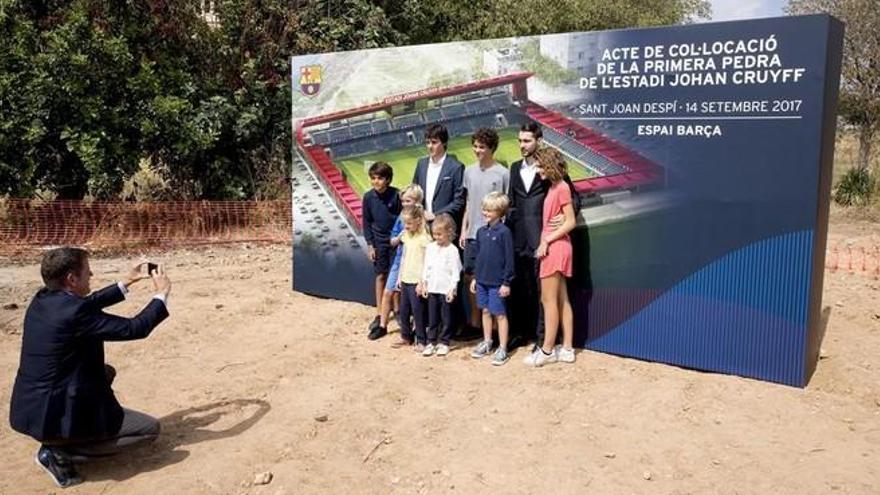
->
[120, 158, 171, 202]
[833, 167, 875, 206]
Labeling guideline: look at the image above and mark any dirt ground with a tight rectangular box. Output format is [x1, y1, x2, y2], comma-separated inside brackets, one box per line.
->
[0, 212, 878, 494]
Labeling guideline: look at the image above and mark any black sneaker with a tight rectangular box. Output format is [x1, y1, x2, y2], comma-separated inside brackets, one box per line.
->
[368, 325, 387, 340]
[367, 316, 381, 332]
[36, 446, 83, 488]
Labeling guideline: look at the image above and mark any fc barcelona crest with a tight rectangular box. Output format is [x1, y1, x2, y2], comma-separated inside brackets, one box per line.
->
[300, 65, 322, 97]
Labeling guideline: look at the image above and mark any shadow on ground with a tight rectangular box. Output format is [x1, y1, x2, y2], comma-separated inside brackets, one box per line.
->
[81, 398, 271, 483]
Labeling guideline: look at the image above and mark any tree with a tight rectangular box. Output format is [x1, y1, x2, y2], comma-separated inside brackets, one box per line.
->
[0, 0, 710, 200]
[788, 0, 880, 177]
[0, 0, 211, 199]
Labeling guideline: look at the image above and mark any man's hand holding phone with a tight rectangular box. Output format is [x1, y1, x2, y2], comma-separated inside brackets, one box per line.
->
[150, 263, 172, 298]
[124, 260, 153, 288]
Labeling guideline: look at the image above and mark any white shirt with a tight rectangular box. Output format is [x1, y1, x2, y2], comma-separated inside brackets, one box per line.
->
[118, 281, 169, 308]
[520, 157, 538, 192]
[422, 242, 462, 295]
[424, 153, 446, 215]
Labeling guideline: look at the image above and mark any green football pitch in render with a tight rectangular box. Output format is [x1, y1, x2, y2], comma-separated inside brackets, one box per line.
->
[337, 128, 594, 196]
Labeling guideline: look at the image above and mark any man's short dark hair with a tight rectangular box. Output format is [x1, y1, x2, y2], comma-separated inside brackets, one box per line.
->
[520, 121, 543, 139]
[41, 247, 88, 290]
[368, 161, 394, 182]
[424, 124, 449, 146]
[472, 128, 499, 152]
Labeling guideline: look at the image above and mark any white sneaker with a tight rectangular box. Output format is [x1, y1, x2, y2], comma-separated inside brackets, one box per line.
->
[523, 347, 557, 367]
[557, 346, 576, 363]
[435, 343, 450, 356]
[521, 345, 544, 364]
[422, 343, 436, 356]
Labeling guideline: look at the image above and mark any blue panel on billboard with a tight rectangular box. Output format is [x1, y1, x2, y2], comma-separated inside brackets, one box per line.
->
[588, 230, 814, 386]
[290, 15, 844, 386]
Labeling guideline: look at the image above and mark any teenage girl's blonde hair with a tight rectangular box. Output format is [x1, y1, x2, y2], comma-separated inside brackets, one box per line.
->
[481, 191, 510, 214]
[401, 183, 424, 203]
[431, 213, 457, 239]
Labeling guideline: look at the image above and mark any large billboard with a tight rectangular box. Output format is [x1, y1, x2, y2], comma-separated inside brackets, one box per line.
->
[291, 15, 844, 387]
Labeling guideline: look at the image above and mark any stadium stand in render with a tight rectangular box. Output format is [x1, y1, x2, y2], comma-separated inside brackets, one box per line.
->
[295, 72, 663, 229]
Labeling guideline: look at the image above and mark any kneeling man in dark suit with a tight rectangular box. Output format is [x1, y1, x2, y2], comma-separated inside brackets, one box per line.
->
[9, 247, 171, 488]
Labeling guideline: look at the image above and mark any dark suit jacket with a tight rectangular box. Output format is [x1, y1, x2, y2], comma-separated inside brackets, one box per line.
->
[9, 284, 168, 442]
[412, 154, 465, 224]
[507, 158, 581, 256]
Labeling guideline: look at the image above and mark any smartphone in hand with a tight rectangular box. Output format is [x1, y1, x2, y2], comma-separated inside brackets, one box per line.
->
[147, 262, 158, 276]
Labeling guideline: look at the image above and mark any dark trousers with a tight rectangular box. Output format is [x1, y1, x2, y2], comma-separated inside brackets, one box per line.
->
[509, 254, 545, 346]
[399, 282, 427, 344]
[44, 365, 159, 458]
[47, 408, 160, 458]
[427, 293, 454, 345]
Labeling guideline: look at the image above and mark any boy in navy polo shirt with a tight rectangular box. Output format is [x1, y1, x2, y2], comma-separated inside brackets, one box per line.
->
[467, 191, 514, 365]
[362, 162, 401, 335]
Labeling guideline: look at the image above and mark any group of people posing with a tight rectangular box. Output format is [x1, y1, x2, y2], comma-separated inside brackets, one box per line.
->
[362, 122, 580, 366]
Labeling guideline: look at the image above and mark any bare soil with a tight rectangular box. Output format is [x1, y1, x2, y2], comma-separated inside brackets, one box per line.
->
[0, 213, 878, 494]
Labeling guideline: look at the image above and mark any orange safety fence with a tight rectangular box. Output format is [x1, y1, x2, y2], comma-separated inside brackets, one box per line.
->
[0, 199, 292, 255]
[1, 197, 877, 279]
[825, 243, 880, 279]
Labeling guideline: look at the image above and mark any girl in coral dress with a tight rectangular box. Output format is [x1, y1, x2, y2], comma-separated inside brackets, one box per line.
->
[523, 148, 578, 367]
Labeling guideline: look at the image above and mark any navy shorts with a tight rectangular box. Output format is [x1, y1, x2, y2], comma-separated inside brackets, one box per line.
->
[463, 239, 478, 274]
[476, 282, 507, 316]
[372, 242, 392, 275]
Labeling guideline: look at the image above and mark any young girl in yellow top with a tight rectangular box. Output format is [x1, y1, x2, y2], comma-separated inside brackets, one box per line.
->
[392, 204, 432, 351]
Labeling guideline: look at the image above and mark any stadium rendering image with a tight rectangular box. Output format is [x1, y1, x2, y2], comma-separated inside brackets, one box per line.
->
[293, 72, 665, 231]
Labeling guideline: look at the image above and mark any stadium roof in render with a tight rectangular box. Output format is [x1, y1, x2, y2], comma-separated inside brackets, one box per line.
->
[297, 72, 533, 129]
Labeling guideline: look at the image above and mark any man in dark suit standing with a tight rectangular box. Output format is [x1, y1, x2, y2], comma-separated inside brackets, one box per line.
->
[9, 247, 171, 488]
[411, 123, 466, 232]
[507, 122, 580, 351]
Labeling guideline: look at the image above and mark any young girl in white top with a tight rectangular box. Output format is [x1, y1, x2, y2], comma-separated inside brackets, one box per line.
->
[419, 213, 462, 356]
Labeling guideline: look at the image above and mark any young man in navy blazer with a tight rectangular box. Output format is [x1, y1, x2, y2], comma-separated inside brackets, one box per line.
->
[411, 124, 467, 336]
[411, 124, 465, 233]
[9, 247, 171, 488]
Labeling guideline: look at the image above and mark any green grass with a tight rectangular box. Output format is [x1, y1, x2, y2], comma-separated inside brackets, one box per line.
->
[337, 127, 593, 196]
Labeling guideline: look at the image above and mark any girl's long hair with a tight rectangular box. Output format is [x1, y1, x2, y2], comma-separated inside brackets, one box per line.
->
[534, 147, 567, 183]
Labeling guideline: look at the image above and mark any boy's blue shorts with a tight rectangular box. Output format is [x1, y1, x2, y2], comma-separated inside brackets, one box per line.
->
[476, 282, 507, 317]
